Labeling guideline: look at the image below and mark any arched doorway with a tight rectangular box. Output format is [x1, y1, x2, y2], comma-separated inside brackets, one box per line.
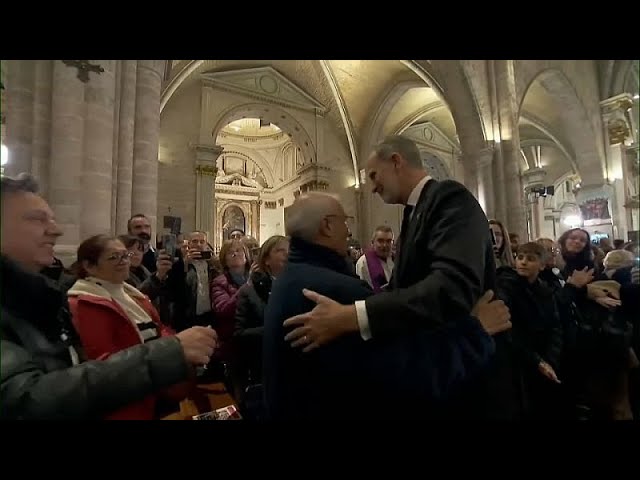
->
[222, 205, 245, 240]
[213, 115, 308, 249]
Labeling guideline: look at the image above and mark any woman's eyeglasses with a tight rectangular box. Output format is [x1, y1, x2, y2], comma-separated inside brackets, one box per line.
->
[105, 251, 135, 263]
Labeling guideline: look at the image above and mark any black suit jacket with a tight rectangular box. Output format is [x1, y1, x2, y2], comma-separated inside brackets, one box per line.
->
[262, 238, 495, 420]
[365, 179, 496, 337]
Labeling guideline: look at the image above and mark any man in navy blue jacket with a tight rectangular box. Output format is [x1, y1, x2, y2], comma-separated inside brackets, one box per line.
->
[263, 193, 510, 420]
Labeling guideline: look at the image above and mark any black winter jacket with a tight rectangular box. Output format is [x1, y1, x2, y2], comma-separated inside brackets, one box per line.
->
[0, 255, 189, 420]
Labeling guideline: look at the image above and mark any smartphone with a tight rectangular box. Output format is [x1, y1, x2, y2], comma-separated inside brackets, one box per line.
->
[490, 228, 497, 247]
[162, 233, 177, 258]
[200, 250, 212, 260]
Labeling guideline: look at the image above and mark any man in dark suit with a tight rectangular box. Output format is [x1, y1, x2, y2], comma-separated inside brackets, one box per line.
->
[263, 192, 509, 420]
[283, 135, 501, 350]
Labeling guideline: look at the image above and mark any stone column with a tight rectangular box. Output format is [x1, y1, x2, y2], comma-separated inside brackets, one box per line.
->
[4, 60, 35, 177]
[49, 60, 86, 261]
[115, 60, 138, 234]
[461, 156, 478, 199]
[132, 60, 164, 244]
[623, 144, 639, 235]
[476, 147, 495, 219]
[80, 60, 116, 239]
[491, 60, 527, 238]
[32, 60, 53, 197]
[600, 93, 635, 241]
[194, 144, 224, 243]
[251, 199, 260, 241]
[522, 168, 547, 240]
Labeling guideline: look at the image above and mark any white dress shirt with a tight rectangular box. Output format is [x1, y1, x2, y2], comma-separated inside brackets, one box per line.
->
[354, 175, 432, 341]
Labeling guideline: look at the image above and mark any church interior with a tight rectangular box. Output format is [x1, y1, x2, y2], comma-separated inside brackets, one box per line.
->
[1, 60, 639, 421]
[2, 60, 637, 258]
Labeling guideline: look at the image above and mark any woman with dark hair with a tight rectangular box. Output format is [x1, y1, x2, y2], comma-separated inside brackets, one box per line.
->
[233, 235, 289, 406]
[67, 235, 196, 419]
[489, 219, 514, 268]
[558, 228, 596, 277]
[211, 240, 251, 363]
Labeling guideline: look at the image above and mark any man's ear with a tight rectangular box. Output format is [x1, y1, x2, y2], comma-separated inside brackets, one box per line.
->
[391, 152, 402, 169]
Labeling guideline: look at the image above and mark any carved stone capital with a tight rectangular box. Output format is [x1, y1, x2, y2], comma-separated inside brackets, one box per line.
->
[195, 164, 217, 177]
[522, 168, 547, 190]
[192, 143, 224, 164]
[601, 93, 634, 145]
[600, 93, 634, 117]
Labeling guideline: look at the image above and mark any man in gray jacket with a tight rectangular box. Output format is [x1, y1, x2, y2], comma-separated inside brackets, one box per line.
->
[0, 174, 217, 420]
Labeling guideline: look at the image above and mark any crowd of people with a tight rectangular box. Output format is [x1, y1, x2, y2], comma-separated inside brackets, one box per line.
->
[1, 134, 638, 421]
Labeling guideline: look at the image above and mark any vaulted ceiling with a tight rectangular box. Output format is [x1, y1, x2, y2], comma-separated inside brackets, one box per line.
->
[162, 60, 460, 155]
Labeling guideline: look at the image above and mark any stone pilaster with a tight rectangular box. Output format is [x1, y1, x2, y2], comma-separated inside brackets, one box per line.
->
[522, 168, 547, 240]
[461, 156, 478, 199]
[32, 60, 53, 197]
[115, 60, 138, 234]
[476, 147, 495, 219]
[250, 199, 260, 241]
[194, 144, 224, 242]
[132, 60, 164, 244]
[81, 60, 116, 239]
[600, 93, 635, 240]
[491, 60, 527, 238]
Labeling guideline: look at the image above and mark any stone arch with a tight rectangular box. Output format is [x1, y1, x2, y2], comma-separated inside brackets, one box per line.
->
[216, 200, 252, 245]
[221, 204, 246, 239]
[211, 103, 317, 168]
[360, 79, 425, 158]
[214, 143, 276, 188]
[517, 68, 604, 185]
[413, 60, 488, 153]
[160, 60, 204, 113]
[362, 61, 487, 162]
[279, 142, 299, 181]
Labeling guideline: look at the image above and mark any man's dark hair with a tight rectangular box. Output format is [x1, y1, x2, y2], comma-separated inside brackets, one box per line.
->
[613, 239, 625, 249]
[1, 173, 39, 198]
[127, 213, 149, 231]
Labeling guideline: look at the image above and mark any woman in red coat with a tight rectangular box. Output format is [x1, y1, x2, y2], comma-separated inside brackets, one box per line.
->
[68, 234, 191, 420]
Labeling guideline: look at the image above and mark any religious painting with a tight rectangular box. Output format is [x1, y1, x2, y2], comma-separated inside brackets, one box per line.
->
[579, 197, 611, 222]
[222, 205, 245, 240]
[577, 185, 614, 227]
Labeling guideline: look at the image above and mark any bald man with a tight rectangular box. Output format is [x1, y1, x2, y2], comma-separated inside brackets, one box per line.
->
[262, 192, 509, 420]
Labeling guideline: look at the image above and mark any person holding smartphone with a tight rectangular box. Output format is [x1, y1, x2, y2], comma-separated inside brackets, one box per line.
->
[180, 231, 219, 330]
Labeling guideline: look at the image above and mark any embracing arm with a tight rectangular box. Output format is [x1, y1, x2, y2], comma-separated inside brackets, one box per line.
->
[363, 183, 488, 338]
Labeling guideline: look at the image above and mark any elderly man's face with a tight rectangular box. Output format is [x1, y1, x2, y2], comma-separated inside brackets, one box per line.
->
[324, 201, 352, 255]
[1, 191, 63, 272]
